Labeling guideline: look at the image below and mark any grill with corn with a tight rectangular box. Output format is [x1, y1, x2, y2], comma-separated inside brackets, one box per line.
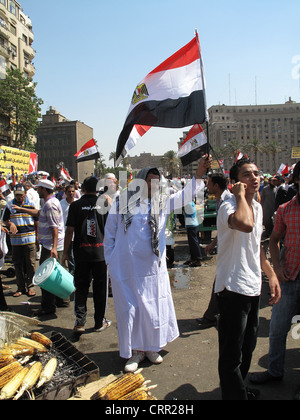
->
[0, 332, 58, 400]
[90, 370, 157, 401]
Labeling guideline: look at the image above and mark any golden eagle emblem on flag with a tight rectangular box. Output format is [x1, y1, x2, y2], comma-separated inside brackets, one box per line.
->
[132, 83, 149, 105]
[190, 138, 199, 149]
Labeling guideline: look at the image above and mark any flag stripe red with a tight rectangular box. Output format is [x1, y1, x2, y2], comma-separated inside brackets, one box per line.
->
[75, 139, 96, 157]
[135, 125, 151, 136]
[180, 124, 204, 148]
[148, 38, 199, 75]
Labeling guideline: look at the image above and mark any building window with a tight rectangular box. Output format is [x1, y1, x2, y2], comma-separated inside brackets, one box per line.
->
[0, 55, 6, 80]
[10, 24, 16, 35]
[0, 0, 6, 7]
[9, 1, 16, 15]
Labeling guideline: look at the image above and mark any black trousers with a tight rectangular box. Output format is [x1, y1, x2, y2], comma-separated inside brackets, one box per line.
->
[217, 289, 260, 400]
[203, 279, 219, 321]
[40, 247, 69, 313]
[74, 260, 107, 328]
[0, 276, 8, 310]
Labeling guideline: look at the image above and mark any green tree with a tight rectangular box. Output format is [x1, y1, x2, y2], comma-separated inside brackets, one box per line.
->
[161, 150, 180, 178]
[223, 139, 243, 160]
[94, 152, 107, 178]
[109, 151, 116, 167]
[0, 69, 43, 150]
[245, 137, 265, 163]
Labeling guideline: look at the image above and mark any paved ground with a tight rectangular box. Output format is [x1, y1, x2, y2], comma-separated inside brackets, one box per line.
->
[1, 230, 299, 400]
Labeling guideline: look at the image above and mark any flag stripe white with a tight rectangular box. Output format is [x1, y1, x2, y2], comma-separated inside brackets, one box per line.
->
[125, 125, 151, 155]
[77, 145, 98, 160]
[127, 60, 203, 116]
[178, 125, 207, 158]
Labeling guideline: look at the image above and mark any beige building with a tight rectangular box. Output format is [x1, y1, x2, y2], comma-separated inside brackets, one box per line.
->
[178, 99, 300, 175]
[126, 152, 164, 173]
[208, 98, 300, 174]
[0, 0, 35, 144]
[36, 107, 94, 183]
[0, 0, 35, 80]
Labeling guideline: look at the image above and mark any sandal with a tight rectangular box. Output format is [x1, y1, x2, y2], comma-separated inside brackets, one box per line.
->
[13, 291, 23, 297]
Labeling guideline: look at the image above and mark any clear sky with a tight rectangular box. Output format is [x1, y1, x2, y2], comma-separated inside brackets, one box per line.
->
[20, 0, 300, 166]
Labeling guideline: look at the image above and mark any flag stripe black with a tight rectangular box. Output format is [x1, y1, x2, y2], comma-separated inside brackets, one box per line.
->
[116, 90, 205, 160]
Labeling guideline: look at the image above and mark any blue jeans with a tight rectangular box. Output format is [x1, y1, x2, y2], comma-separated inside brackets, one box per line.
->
[268, 273, 300, 377]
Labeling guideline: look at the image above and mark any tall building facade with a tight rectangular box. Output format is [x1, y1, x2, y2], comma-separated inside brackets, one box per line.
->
[0, 0, 35, 79]
[36, 107, 94, 183]
[208, 98, 300, 174]
[178, 99, 300, 175]
[0, 0, 35, 144]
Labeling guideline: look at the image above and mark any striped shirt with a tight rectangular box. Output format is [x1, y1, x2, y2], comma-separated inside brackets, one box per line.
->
[273, 195, 300, 281]
[3, 197, 37, 246]
[38, 195, 65, 251]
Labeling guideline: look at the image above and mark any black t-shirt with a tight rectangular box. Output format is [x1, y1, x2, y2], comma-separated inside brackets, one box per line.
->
[66, 194, 107, 262]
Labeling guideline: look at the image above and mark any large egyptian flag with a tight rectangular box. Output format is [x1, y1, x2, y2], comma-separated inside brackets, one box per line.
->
[116, 33, 207, 165]
[178, 124, 208, 166]
[75, 139, 100, 163]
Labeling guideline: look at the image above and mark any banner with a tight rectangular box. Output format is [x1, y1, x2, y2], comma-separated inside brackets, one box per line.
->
[0, 146, 37, 176]
[291, 147, 300, 159]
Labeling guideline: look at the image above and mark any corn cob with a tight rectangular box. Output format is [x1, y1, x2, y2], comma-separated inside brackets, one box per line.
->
[13, 361, 43, 400]
[30, 332, 52, 349]
[119, 388, 152, 400]
[119, 383, 157, 400]
[16, 337, 48, 354]
[3, 343, 36, 357]
[37, 358, 57, 388]
[0, 367, 29, 400]
[0, 355, 15, 369]
[0, 361, 23, 389]
[90, 371, 145, 400]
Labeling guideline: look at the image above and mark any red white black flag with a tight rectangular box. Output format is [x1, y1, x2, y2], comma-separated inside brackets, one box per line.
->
[116, 34, 207, 165]
[178, 124, 208, 166]
[75, 139, 100, 163]
[0, 179, 11, 198]
[60, 167, 72, 182]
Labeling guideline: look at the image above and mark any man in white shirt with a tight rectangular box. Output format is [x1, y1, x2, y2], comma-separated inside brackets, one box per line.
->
[24, 181, 40, 210]
[215, 158, 281, 400]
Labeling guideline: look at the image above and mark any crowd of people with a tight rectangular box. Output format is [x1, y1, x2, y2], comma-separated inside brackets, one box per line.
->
[0, 156, 299, 400]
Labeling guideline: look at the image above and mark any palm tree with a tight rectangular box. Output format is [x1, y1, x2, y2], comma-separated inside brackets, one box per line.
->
[223, 139, 243, 160]
[94, 152, 107, 178]
[109, 151, 116, 167]
[245, 137, 265, 163]
[264, 140, 284, 174]
[161, 151, 180, 178]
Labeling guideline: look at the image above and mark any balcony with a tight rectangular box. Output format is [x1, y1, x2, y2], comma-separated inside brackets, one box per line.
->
[0, 25, 9, 40]
[0, 44, 9, 58]
[22, 43, 35, 59]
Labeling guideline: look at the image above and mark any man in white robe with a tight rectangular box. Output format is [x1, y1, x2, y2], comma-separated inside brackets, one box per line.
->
[104, 156, 212, 372]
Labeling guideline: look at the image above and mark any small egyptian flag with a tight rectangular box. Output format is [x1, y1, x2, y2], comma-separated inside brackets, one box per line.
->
[75, 139, 100, 163]
[178, 124, 208, 166]
[235, 151, 244, 162]
[61, 167, 72, 182]
[0, 179, 11, 198]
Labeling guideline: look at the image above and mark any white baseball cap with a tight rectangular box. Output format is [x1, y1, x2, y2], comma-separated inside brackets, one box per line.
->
[37, 179, 55, 190]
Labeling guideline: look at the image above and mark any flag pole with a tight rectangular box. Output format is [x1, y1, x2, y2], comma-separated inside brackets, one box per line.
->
[195, 29, 210, 156]
[210, 144, 226, 175]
